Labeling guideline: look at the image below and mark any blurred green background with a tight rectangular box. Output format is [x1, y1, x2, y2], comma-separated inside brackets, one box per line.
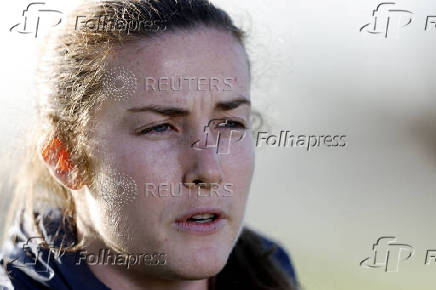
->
[1, 0, 436, 289]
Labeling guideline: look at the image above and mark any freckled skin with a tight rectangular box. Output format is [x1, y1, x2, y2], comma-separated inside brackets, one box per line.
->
[74, 27, 255, 289]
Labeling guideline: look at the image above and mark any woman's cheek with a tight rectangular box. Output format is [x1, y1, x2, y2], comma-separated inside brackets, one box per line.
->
[223, 135, 254, 213]
[224, 133, 255, 176]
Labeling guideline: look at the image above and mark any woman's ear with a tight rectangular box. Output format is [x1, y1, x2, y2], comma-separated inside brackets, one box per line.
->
[41, 137, 84, 190]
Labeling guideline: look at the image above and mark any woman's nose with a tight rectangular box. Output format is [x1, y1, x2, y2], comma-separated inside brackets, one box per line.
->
[182, 141, 224, 188]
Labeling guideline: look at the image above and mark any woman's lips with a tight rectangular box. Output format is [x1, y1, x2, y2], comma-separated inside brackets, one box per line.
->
[173, 208, 227, 235]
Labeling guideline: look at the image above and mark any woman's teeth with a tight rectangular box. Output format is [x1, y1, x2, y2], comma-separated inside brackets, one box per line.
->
[188, 213, 216, 223]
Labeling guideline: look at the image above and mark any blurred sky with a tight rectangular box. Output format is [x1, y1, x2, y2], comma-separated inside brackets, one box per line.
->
[1, 0, 436, 289]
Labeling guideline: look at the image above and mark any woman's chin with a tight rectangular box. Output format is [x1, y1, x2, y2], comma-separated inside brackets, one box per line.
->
[166, 246, 231, 279]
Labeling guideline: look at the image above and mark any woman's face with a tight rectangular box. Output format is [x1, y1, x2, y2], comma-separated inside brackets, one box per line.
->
[82, 27, 254, 279]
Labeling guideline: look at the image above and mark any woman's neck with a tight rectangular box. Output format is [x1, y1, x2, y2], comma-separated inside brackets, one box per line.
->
[74, 201, 210, 290]
[88, 263, 210, 290]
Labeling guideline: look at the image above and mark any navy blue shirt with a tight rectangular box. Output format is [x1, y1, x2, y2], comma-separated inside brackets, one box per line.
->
[0, 209, 299, 289]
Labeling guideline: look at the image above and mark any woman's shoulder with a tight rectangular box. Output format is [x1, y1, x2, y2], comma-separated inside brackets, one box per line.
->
[1, 211, 300, 290]
[256, 230, 298, 281]
[0, 208, 109, 290]
[243, 228, 299, 281]
[215, 227, 300, 289]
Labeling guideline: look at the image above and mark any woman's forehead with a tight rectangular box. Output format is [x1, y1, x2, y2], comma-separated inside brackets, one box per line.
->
[109, 27, 250, 80]
[100, 28, 251, 112]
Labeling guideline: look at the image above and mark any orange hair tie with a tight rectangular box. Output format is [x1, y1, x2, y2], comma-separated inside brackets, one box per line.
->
[42, 137, 74, 173]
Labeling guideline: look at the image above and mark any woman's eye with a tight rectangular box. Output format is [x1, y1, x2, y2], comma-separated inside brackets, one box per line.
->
[138, 123, 174, 135]
[216, 120, 246, 129]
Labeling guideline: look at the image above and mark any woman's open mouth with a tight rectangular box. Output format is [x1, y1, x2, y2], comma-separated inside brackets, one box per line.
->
[173, 208, 226, 235]
[188, 213, 218, 223]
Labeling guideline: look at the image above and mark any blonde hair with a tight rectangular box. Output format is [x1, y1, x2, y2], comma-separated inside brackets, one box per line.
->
[1, 3, 301, 289]
[3, 0, 257, 248]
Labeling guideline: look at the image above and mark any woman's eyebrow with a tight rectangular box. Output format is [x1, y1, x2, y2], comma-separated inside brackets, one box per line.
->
[215, 98, 251, 111]
[127, 97, 251, 116]
[127, 105, 189, 117]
